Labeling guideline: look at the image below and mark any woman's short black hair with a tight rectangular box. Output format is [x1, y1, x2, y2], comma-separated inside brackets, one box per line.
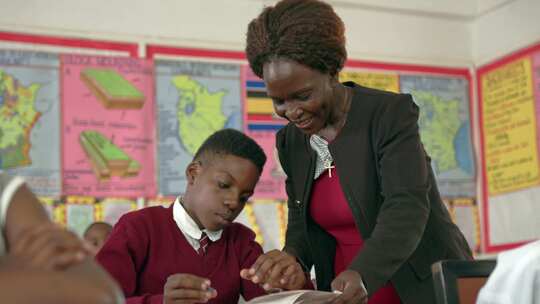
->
[193, 129, 266, 173]
[246, 0, 347, 78]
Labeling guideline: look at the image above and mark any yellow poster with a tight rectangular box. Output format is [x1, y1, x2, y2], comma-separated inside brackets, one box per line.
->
[482, 57, 539, 195]
[339, 70, 400, 93]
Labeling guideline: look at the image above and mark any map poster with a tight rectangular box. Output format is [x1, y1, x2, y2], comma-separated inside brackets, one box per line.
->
[246, 125, 287, 200]
[156, 59, 243, 196]
[62, 54, 156, 197]
[481, 58, 539, 195]
[339, 70, 400, 93]
[400, 75, 476, 197]
[0, 50, 61, 196]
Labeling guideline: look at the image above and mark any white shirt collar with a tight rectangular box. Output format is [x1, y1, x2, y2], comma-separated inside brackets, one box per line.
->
[172, 196, 223, 242]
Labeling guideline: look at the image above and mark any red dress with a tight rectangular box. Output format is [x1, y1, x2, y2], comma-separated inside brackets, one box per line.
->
[310, 166, 401, 304]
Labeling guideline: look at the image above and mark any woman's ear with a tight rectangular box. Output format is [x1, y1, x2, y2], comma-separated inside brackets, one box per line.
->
[185, 161, 202, 185]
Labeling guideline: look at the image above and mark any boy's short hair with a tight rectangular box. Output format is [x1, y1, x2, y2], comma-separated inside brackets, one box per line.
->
[194, 129, 266, 173]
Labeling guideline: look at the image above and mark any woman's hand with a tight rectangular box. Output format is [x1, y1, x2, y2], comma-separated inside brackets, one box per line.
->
[240, 249, 307, 291]
[163, 274, 217, 304]
[330, 270, 368, 304]
[7, 223, 91, 271]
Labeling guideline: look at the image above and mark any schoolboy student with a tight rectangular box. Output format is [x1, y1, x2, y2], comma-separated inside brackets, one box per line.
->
[97, 129, 308, 304]
[0, 173, 123, 304]
[84, 221, 113, 255]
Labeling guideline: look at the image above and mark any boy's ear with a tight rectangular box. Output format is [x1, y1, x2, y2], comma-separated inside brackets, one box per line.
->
[185, 161, 202, 185]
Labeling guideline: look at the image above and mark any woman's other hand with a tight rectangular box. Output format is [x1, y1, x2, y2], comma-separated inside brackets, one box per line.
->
[330, 269, 368, 304]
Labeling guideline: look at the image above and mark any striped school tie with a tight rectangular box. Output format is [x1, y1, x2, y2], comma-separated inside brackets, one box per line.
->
[198, 232, 210, 255]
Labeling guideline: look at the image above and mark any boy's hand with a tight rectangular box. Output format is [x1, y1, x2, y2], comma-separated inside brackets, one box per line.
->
[240, 250, 306, 291]
[163, 274, 217, 304]
[8, 223, 91, 271]
[330, 270, 367, 304]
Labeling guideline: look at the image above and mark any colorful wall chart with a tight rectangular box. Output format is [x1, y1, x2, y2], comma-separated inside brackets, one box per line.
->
[62, 54, 156, 197]
[340, 64, 476, 198]
[246, 125, 287, 200]
[478, 42, 540, 252]
[155, 58, 243, 196]
[0, 50, 61, 196]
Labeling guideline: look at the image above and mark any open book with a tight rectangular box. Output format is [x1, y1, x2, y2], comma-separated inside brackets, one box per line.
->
[246, 290, 339, 304]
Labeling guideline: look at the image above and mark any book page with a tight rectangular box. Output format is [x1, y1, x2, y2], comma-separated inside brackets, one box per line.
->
[247, 290, 339, 304]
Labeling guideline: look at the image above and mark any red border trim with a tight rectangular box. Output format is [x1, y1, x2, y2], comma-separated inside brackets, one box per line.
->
[477, 41, 540, 74]
[0, 31, 138, 57]
[477, 41, 540, 253]
[345, 59, 470, 77]
[146, 45, 245, 60]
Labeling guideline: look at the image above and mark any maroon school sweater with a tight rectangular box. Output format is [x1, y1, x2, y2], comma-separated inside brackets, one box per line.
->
[96, 205, 266, 304]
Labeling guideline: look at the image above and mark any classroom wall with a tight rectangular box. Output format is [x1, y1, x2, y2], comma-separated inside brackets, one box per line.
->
[0, 0, 472, 66]
[472, 0, 540, 65]
[1, 0, 539, 254]
[2, 0, 539, 66]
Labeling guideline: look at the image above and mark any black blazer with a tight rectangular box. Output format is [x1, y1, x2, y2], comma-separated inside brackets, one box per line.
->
[277, 83, 472, 304]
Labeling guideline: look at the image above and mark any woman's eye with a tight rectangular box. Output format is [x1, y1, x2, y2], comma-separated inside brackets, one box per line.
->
[297, 93, 311, 101]
[218, 181, 229, 189]
[272, 98, 284, 105]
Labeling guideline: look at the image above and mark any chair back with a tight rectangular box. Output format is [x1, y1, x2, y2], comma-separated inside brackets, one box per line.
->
[432, 260, 496, 304]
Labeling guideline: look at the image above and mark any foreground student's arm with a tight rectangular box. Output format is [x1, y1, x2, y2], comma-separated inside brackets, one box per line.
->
[0, 258, 123, 304]
[3, 184, 124, 304]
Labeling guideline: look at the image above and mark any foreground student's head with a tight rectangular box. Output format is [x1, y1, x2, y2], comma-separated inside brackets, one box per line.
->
[182, 129, 266, 232]
[83, 221, 113, 255]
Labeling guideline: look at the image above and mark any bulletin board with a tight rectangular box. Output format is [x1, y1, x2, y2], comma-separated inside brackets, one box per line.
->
[477, 41, 540, 252]
[0, 31, 480, 250]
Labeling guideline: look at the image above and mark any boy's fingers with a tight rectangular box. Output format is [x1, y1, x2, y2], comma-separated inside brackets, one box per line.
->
[267, 257, 293, 283]
[166, 273, 211, 290]
[165, 288, 211, 300]
[253, 256, 280, 283]
[281, 265, 305, 288]
[282, 263, 301, 278]
[240, 269, 253, 280]
[249, 253, 270, 275]
[249, 250, 282, 274]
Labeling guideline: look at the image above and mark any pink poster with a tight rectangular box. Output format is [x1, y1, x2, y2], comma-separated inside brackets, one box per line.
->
[246, 128, 287, 200]
[62, 54, 156, 197]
